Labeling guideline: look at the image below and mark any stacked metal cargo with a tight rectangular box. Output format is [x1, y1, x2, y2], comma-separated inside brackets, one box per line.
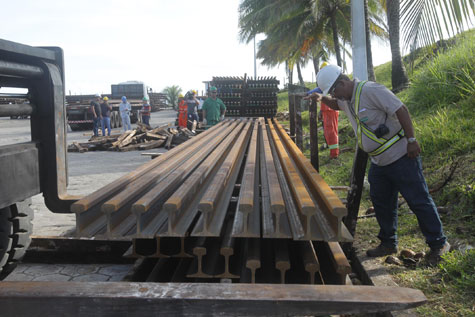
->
[210, 76, 279, 117]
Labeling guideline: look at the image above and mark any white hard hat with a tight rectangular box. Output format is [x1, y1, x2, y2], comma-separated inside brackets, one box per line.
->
[95, 93, 101, 98]
[316, 64, 342, 95]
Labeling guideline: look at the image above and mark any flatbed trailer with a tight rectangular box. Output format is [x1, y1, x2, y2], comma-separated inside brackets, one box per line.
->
[66, 95, 143, 131]
[0, 38, 427, 316]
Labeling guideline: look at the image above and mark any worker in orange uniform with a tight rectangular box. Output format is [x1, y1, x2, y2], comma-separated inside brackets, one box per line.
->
[178, 94, 187, 129]
[308, 85, 340, 159]
[309, 62, 339, 158]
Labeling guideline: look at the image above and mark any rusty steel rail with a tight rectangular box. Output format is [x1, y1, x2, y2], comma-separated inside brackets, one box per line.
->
[72, 117, 352, 243]
[192, 121, 252, 236]
[0, 281, 427, 316]
[232, 121, 260, 237]
[273, 119, 353, 241]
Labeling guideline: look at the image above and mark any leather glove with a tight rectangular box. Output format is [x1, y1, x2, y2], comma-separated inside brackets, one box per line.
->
[203, 118, 207, 126]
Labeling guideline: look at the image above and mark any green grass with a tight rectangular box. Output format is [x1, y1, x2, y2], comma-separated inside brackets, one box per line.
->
[276, 29, 475, 316]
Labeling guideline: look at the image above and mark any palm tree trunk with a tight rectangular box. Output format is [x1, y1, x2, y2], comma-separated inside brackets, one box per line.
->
[286, 60, 294, 85]
[387, 0, 408, 92]
[296, 62, 305, 86]
[365, 0, 375, 81]
[312, 56, 320, 85]
[330, 16, 343, 67]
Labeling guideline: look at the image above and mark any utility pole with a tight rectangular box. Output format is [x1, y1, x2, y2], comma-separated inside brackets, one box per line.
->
[344, 0, 369, 249]
[253, 37, 257, 78]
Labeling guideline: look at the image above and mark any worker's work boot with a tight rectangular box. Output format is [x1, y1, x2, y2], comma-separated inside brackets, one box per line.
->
[366, 244, 398, 257]
[425, 242, 451, 266]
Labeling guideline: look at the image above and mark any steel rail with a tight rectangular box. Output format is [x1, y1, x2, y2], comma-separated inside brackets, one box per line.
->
[267, 119, 318, 240]
[103, 121, 233, 215]
[266, 122, 305, 240]
[245, 238, 261, 284]
[260, 118, 291, 238]
[300, 241, 320, 284]
[231, 121, 260, 237]
[216, 219, 240, 279]
[71, 120, 228, 214]
[274, 239, 290, 284]
[192, 121, 252, 236]
[161, 121, 246, 236]
[0, 282, 428, 316]
[273, 119, 353, 242]
[326, 241, 352, 284]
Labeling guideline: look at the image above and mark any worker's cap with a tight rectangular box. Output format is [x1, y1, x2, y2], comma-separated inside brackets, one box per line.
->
[178, 94, 184, 98]
[95, 93, 101, 98]
[209, 86, 217, 92]
[103, 96, 109, 101]
[142, 96, 149, 101]
[121, 96, 127, 102]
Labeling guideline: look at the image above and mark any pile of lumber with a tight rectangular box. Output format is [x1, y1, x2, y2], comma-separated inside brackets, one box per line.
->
[68, 123, 195, 153]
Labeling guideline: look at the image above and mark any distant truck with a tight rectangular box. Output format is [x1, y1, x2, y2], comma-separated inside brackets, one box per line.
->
[66, 81, 167, 131]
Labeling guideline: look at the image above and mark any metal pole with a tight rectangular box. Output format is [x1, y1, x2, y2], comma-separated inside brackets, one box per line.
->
[344, 0, 369, 251]
[351, 0, 368, 80]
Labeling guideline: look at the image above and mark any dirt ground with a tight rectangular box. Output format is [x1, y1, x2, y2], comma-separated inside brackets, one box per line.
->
[0, 110, 177, 236]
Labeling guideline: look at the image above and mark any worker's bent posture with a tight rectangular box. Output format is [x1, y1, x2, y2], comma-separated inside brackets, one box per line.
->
[202, 86, 226, 127]
[307, 65, 449, 265]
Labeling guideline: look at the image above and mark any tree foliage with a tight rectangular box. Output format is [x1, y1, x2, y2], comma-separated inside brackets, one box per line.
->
[162, 85, 182, 110]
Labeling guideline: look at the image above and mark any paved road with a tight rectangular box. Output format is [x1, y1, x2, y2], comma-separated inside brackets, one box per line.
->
[0, 110, 177, 236]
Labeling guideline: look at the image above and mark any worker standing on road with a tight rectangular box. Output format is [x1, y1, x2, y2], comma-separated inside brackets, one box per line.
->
[119, 96, 132, 131]
[100, 96, 112, 136]
[202, 86, 226, 127]
[307, 86, 340, 159]
[185, 90, 199, 128]
[307, 64, 449, 265]
[178, 94, 187, 129]
[141, 96, 151, 126]
[90, 94, 102, 136]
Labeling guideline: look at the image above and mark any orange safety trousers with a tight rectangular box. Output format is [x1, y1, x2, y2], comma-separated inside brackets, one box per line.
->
[178, 100, 188, 128]
[321, 102, 339, 158]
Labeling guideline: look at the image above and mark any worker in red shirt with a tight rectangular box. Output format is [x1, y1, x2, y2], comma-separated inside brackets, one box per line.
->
[140, 96, 151, 126]
[178, 94, 187, 129]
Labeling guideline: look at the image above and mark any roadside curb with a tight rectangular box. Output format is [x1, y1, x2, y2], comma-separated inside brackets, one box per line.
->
[351, 246, 419, 317]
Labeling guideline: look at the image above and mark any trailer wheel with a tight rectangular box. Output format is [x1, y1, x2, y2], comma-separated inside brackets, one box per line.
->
[113, 111, 119, 128]
[118, 112, 123, 127]
[0, 199, 33, 280]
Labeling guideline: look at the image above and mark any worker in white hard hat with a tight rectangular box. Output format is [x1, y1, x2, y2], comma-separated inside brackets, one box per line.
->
[306, 65, 449, 265]
[90, 94, 102, 136]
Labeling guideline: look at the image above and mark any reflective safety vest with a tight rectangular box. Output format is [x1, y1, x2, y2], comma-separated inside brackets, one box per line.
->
[354, 81, 405, 156]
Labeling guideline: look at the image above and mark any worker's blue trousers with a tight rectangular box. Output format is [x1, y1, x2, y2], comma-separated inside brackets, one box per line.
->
[93, 116, 101, 136]
[368, 155, 447, 250]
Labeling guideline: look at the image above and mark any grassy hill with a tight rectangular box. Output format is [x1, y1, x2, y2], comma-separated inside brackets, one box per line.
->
[276, 29, 475, 316]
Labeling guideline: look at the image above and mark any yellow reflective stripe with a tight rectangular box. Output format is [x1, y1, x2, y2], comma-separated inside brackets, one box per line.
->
[354, 80, 404, 157]
[362, 126, 385, 144]
[369, 129, 405, 156]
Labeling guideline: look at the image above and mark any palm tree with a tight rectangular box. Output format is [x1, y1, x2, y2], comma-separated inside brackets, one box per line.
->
[162, 85, 182, 110]
[386, 0, 474, 91]
[387, 0, 409, 92]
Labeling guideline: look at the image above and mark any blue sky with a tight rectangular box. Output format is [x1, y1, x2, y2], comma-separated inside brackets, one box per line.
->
[1, 0, 392, 95]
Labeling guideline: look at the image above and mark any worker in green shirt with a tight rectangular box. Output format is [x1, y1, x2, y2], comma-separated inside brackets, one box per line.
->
[202, 86, 226, 126]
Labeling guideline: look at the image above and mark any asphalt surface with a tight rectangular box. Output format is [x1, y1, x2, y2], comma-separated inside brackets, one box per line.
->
[0, 110, 177, 236]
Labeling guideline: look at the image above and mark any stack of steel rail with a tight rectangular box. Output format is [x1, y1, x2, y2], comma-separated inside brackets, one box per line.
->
[71, 117, 354, 284]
